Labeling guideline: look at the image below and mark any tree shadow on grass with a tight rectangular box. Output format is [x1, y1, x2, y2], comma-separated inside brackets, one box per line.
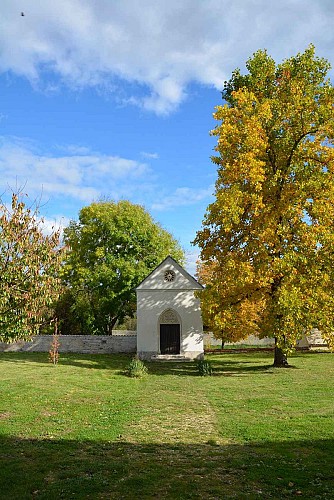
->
[209, 358, 299, 376]
[147, 359, 278, 377]
[0, 352, 133, 371]
[0, 435, 333, 499]
[0, 352, 299, 376]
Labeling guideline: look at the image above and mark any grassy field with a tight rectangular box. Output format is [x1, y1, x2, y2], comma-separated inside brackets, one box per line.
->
[0, 351, 333, 499]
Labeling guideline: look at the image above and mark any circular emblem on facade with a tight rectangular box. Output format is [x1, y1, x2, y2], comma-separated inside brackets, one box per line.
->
[164, 269, 175, 282]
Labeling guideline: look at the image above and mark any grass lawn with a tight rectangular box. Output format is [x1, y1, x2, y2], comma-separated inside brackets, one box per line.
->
[0, 351, 333, 499]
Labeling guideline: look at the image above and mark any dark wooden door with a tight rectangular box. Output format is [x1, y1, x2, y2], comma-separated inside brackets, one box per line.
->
[160, 324, 180, 354]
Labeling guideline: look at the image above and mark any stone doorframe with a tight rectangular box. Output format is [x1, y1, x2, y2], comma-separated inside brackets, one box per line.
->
[158, 308, 181, 354]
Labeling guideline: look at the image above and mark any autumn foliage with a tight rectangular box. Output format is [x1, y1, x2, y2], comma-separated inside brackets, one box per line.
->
[0, 193, 64, 342]
[195, 46, 334, 364]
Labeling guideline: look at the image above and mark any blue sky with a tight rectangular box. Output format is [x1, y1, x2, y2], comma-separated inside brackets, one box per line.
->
[1, 1, 334, 274]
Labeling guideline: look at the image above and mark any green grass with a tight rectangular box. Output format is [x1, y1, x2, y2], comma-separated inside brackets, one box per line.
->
[0, 351, 333, 499]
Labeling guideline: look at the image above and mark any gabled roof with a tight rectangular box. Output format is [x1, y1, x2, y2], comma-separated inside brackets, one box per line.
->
[136, 255, 204, 290]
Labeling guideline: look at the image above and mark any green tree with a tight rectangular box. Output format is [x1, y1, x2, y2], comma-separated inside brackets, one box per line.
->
[61, 200, 184, 335]
[0, 193, 63, 342]
[195, 45, 334, 366]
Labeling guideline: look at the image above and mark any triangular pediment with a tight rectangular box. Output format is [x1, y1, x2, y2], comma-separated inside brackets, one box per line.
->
[136, 256, 203, 291]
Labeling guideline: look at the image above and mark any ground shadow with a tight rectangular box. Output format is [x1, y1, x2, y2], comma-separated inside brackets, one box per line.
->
[0, 351, 293, 376]
[147, 355, 279, 377]
[0, 352, 133, 371]
[146, 361, 276, 377]
[0, 435, 333, 499]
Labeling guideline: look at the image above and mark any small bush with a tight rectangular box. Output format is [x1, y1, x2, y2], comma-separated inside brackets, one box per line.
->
[196, 359, 213, 376]
[126, 357, 148, 378]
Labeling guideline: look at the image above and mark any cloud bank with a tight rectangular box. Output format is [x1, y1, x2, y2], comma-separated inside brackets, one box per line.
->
[0, 137, 151, 202]
[152, 186, 214, 211]
[1, 0, 334, 114]
[0, 137, 212, 212]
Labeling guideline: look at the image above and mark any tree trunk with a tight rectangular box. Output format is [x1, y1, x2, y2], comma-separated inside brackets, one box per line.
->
[273, 337, 289, 367]
[106, 315, 119, 334]
[221, 330, 225, 350]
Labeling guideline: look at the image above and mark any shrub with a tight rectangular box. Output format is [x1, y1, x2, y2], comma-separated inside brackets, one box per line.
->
[196, 359, 213, 376]
[126, 357, 148, 378]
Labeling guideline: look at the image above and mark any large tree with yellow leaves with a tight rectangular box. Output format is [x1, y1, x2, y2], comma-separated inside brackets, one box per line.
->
[195, 46, 334, 366]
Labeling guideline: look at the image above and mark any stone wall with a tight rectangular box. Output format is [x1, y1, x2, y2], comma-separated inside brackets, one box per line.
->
[0, 333, 137, 354]
[203, 333, 275, 348]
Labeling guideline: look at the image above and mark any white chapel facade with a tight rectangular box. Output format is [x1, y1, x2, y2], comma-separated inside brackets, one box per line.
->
[136, 256, 204, 360]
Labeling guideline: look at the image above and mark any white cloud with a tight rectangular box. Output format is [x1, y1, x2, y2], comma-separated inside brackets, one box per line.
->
[58, 144, 92, 155]
[1, 1, 333, 114]
[185, 248, 200, 277]
[0, 194, 69, 237]
[152, 186, 214, 211]
[0, 137, 213, 216]
[141, 152, 159, 160]
[39, 215, 70, 236]
[0, 137, 152, 203]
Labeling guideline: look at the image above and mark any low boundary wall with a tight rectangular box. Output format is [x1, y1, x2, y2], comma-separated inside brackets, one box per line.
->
[203, 333, 275, 348]
[0, 333, 137, 354]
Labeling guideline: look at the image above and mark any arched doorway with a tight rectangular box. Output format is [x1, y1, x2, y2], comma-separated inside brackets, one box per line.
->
[159, 309, 181, 355]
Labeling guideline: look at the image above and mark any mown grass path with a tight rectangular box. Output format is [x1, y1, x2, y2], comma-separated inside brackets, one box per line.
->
[0, 351, 333, 498]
